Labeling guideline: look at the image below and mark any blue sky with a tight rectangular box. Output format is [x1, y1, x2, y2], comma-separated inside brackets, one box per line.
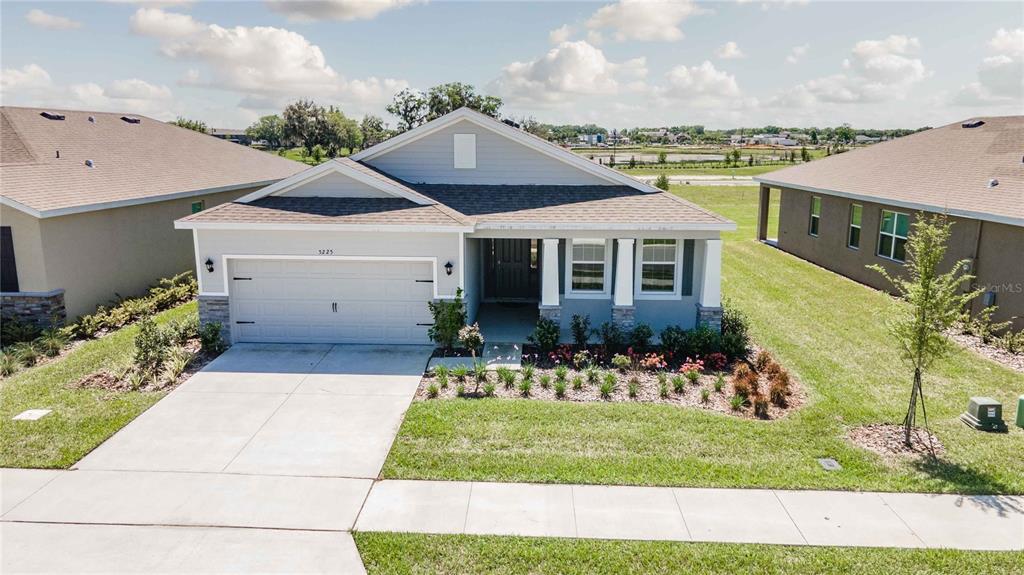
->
[1, 1, 1021, 130]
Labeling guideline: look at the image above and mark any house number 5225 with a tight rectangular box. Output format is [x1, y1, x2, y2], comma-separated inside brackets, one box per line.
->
[317, 249, 334, 255]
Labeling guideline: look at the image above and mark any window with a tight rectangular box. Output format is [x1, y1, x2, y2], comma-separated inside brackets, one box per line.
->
[640, 239, 677, 293]
[809, 196, 821, 236]
[453, 134, 476, 169]
[570, 239, 606, 292]
[191, 200, 205, 214]
[878, 210, 910, 262]
[848, 204, 862, 249]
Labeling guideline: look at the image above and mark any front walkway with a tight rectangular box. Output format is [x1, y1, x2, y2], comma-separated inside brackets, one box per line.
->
[355, 479, 1024, 551]
[1, 344, 432, 574]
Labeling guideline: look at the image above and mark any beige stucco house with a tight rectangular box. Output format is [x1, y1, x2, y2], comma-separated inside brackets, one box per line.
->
[0, 107, 306, 324]
[176, 108, 734, 346]
[756, 116, 1023, 330]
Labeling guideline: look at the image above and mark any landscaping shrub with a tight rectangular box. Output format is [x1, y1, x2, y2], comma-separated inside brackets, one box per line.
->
[133, 317, 171, 375]
[770, 380, 788, 407]
[754, 350, 773, 372]
[482, 381, 496, 397]
[167, 316, 199, 346]
[658, 325, 688, 359]
[452, 364, 469, 381]
[427, 288, 466, 351]
[496, 367, 516, 388]
[714, 373, 725, 392]
[611, 353, 631, 372]
[705, 352, 727, 371]
[720, 303, 751, 359]
[455, 383, 465, 396]
[554, 379, 567, 399]
[753, 394, 770, 418]
[539, 374, 551, 389]
[11, 342, 40, 367]
[436, 373, 449, 389]
[639, 352, 667, 371]
[701, 388, 711, 403]
[520, 363, 535, 382]
[658, 381, 669, 399]
[1, 318, 41, 348]
[570, 314, 591, 348]
[571, 375, 584, 390]
[160, 346, 193, 383]
[70, 271, 197, 338]
[657, 371, 668, 386]
[0, 352, 18, 377]
[628, 323, 653, 351]
[688, 325, 721, 357]
[518, 378, 532, 396]
[459, 323, 484, 359]
[426, 383, 440, 398]
[572, 350, 592, 369]
[472, 362, 488, 391]
[432, 365, 450, 378]
[33, 327, 68, 358]
[671, 374, 685, 394]
[732, 375, 753, 399]
[730, 393, 745, 411]
[554, 365, 568, 381]
[598, 322, 625, 352]
[199, 321, 226, 354]
[528, 317, 560, 353]
[599, 378, 615, 399]
[585, 366, 600, 384]
[628, 378, 640, 399]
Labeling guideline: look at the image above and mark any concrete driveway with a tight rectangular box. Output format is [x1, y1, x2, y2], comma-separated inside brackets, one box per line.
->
[2, 344, 431, 574]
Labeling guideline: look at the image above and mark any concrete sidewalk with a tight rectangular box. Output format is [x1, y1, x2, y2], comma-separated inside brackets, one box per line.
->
[355, 480, 1024, 551]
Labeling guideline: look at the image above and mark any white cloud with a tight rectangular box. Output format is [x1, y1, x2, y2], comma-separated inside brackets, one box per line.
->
[715, 41, 745, 59]
[25, 9, 83, 30]
[549, 24, 571, 44]
[772, 35, 928, 107]
[586, 0, 704, 43]
[491, 40, 647, 105]
[786, 43, 808, 64]
[265, 0, 420, 22]
[654, 61, 744, 107]
[737, 0, 808, 11]
[953, 28, 1023, 105]
[130, 8, 407, 110]
[0, 63, 176, 117]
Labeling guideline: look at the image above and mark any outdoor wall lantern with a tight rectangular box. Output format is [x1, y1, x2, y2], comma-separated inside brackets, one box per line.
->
[444, 261, 454, 276]
[205, 258, 215, 273]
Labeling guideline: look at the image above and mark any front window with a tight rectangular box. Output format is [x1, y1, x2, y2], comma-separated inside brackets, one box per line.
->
[571, 239, 606, 292]
[640, 239, 676, 293]
[191, 200, 205, 214]
[878, 210, 909, 262]
[848, 204, 862, 249]
[809, 196, 821, 236]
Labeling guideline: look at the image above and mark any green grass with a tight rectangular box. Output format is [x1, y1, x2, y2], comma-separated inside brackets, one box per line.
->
[354, 533, 1024, 575]
[618, 164, 788, 176]
[0, 302, 197, 468]
[275, 147, 350, 165]
[383, 185, 1024, 494]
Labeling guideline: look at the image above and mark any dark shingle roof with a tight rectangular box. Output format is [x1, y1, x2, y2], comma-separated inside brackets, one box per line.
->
[179, 196, 467, 227]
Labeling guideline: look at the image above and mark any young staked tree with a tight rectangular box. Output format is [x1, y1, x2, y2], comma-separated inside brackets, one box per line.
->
[654, 174, 670, 191]
[868, 214, 982, 447]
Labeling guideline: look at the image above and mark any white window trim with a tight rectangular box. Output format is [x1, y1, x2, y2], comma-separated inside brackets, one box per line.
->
[565, 238, 612, 299]
[634, 239, 682, 300]
[847, 203, 862, 250]
[877, 209, 909, 263]
[809, 196, 821, 237]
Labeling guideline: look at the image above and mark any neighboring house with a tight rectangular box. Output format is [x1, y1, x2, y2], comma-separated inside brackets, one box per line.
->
[0, 107, 306, 325]
[579, 134, 604, 146]
[210, 128, 252, 146]
[756, 116, 1023, 330]
[176, 108, 735, 345]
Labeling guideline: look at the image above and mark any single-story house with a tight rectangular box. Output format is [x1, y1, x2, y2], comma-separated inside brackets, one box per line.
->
[756, 115, 1023, 330]
[0, 107, 306, 324]
[176, 108, 735, 345]
[210, 128, 252, 146]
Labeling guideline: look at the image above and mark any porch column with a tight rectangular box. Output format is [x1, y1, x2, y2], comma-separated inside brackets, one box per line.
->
[541, 238, 560, 307]
[697, 239, 723, 331]
[757, 184, 771, 241]
[613, 239, 634, 307]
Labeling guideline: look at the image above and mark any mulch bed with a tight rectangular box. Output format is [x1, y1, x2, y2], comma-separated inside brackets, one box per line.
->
[416, 346, 806, 421]
[71, 339, 218, 395]
[847, 423, 947, 461]
[946, 330, 1024, 373]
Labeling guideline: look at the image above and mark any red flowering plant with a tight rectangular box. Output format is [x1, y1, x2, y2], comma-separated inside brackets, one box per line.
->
[679, 357, 705, 384]
[547, 344, 574, 367]
[639, 352, 667, 372]
[705, 352, 728, 371]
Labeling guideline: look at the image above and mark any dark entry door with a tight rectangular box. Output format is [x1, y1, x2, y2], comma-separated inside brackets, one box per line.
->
[493, 239, 533, 299]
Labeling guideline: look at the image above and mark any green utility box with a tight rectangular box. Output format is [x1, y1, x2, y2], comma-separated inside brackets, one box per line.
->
[1016, 395, 1024, 429]
[960, 397, 1008, 432]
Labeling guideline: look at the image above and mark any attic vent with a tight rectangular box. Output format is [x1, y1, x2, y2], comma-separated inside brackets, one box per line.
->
[988, 178, 999, 188]
[120, 116, 141, 124]
[961, 119, 985, 128]
[88, 116, 96, 123]
[40, 111, 65, 121]
[85, 159, 95, 168]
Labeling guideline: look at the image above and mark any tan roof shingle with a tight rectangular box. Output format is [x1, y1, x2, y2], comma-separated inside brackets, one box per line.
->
[180, 196, 468, 227]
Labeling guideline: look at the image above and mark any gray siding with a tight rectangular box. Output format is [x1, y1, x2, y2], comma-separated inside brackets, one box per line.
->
[365, 119, 612, 186]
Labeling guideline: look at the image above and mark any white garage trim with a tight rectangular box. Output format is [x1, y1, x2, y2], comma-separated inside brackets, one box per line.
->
[208, 254, 455, 301]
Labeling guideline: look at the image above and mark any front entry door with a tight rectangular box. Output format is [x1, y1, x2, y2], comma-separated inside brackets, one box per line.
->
[493, 239, 533, 299]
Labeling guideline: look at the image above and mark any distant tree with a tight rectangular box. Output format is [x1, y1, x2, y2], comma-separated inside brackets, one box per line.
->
[731, 149, 741, 165]
[628, 155, 637, 169]
[311, 144, 325, 164]
[747, 154, 754, 167]
[170, 117, 208, 134]
[657, 151, 668, 164]
[282, 99, 326, 156]
[800, 146, 810, 162]
[324, 107, 362, 156]
[386, 88, 428, 132]
[868, 215, 982, 447]
[424, 82, 502, 121]
[654, 174, 670, 191]
[245, 115, 285, 148]
[359, 114, 390, 148]
[834, 124, 855, 144]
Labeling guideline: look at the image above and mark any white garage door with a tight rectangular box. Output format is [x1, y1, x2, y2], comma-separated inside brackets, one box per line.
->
[229, 259, 435, 344]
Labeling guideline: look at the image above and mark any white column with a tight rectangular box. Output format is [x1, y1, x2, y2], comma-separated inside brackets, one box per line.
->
[541, 238, 560, 306]
[614, 239, 635, 307]
[700, 239, 723, 308]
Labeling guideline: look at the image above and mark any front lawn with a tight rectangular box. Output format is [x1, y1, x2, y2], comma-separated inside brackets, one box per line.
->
[383, 185, 1024, 494]
[354, 533, 1024, 575]
[0, 302, 197, 468]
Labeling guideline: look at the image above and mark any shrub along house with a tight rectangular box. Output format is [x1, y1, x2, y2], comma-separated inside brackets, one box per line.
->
[0, 107, 306, 326]
[176, 108, 735, 345]
[756, 116, 1023, 330]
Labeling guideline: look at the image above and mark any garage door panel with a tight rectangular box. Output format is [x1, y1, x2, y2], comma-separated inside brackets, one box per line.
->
[229, 259, 434, 344]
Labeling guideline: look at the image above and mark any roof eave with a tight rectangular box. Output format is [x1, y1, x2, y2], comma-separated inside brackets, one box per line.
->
[174, 220, 473, 233]
[473, 221, 736, 232]
[756, 177, 1024, 228]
